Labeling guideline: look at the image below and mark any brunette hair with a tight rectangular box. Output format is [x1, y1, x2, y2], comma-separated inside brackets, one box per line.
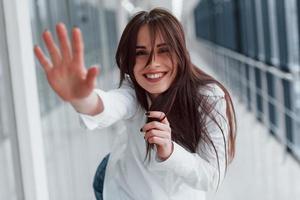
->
[115, 8, 236, 187]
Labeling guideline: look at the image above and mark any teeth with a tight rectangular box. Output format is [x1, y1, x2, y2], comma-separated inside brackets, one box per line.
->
[145, 73, 164, 79]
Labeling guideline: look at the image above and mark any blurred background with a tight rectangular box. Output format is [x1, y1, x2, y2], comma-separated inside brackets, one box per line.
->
[0, 0, 300, 199]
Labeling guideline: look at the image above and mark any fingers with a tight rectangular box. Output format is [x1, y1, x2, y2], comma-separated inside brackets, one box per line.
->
[147, 136, 170, 148]
[42, 30, 61, 66]
[56, 23, 72, 62]
[40, 23, 84, 67]
[86, 66, 99, 88]
[147, 111, 169, 125]
[72, 27, 84, 65]
[141, 120, 171, 133]
[33, 45, 52, 72]
[141, 111, 171, 142]
[141, 111, 173, 158]
[144, 129, 171, 141]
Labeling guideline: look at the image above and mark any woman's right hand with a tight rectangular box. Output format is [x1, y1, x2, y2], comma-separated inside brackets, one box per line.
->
[34, 23, 99, 102]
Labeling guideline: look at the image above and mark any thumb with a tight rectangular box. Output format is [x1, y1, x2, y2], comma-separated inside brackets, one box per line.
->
[86, 66, 99, 88]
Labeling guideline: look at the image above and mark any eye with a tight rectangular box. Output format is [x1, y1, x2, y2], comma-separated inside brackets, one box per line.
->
[158, 47, 170, 53]
[136, 50, 148, 56]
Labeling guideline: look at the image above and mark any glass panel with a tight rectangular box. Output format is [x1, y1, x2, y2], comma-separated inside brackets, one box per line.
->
[236, 0, 248, 55]
[29, 0, 119, 199]
[0, 0, 24, 199]
[193, 0, 215, 42]
[261, 0, 271, 65]
[282, 79, 293, 148]
[245, 0, 258, 59]
[104, 9, 118, 68]
[245, 64, 252, 110]
[266, 72, 277, 135]
[298, 0, 300, 50]
[275, 0, 289, 71]
[255, 68, 263, 121]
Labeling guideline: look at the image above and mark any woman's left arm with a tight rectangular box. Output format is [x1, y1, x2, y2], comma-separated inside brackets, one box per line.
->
[144, 96, 228, 192]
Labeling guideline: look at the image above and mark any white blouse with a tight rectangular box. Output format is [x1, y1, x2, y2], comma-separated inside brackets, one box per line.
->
[79, 79, 229, 200]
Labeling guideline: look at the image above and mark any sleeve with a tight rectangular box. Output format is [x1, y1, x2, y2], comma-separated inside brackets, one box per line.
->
[78, 79, 138, 130]
[149, 84, 228, 192]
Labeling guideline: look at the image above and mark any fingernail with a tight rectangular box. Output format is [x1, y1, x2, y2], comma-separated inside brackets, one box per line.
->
[43, 28, 49, 33]
[145, 112, 150, 116]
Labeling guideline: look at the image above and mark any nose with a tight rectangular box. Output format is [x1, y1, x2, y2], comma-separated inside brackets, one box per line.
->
[146, 53, 160, 68]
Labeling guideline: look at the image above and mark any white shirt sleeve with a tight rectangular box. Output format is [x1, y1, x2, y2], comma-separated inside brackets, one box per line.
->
[78, 79, 138, 130]
[149, 84, 229, 192]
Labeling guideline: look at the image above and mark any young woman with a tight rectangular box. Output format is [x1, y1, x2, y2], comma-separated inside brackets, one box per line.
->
[34, 8, 236, 200]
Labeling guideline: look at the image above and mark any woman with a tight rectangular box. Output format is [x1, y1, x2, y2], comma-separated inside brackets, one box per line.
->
[34, 8, 236, 200]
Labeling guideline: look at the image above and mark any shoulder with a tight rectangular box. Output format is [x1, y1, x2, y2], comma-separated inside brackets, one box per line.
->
[120, 75, 134, 89]
[97, 75, 136, 102]
[198, 83, 227, 115]
[199, 83, 225, 98]
[114, 76, 135, 95]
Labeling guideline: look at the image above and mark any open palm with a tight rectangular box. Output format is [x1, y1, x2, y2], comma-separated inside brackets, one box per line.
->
[34, 23, 98, 102]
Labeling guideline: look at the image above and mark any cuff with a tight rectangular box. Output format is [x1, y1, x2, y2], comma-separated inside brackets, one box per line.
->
[78, 89, 116, 130]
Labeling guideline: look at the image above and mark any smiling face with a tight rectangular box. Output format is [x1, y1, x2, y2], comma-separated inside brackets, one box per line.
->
[133, 25, 178, 100]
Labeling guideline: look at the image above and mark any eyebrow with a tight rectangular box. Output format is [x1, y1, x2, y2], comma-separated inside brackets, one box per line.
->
[136, 43, 167, 49]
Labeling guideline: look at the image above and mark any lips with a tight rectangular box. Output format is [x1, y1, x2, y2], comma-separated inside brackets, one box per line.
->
[143, 72, 167, 82]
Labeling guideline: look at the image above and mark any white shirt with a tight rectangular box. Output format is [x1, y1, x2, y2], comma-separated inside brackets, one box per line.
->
[79, 79, 228, 200]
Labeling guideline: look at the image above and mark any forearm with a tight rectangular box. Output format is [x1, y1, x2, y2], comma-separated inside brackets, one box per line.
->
[70, 91, 104, 116]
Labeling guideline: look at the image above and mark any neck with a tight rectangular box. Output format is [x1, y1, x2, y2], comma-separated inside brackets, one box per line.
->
[149, 93, 158, 101]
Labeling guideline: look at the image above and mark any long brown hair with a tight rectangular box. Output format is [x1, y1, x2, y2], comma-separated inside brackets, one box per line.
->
[116, 8, 236, 187]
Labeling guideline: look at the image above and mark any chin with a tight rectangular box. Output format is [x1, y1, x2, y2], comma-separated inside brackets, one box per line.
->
[146, 88, 167, 96]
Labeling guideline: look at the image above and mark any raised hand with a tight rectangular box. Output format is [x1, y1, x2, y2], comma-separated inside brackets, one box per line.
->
[34, 23, 99, 102]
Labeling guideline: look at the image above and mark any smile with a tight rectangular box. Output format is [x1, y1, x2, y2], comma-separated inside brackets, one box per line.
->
[143, 72, 167, 82]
